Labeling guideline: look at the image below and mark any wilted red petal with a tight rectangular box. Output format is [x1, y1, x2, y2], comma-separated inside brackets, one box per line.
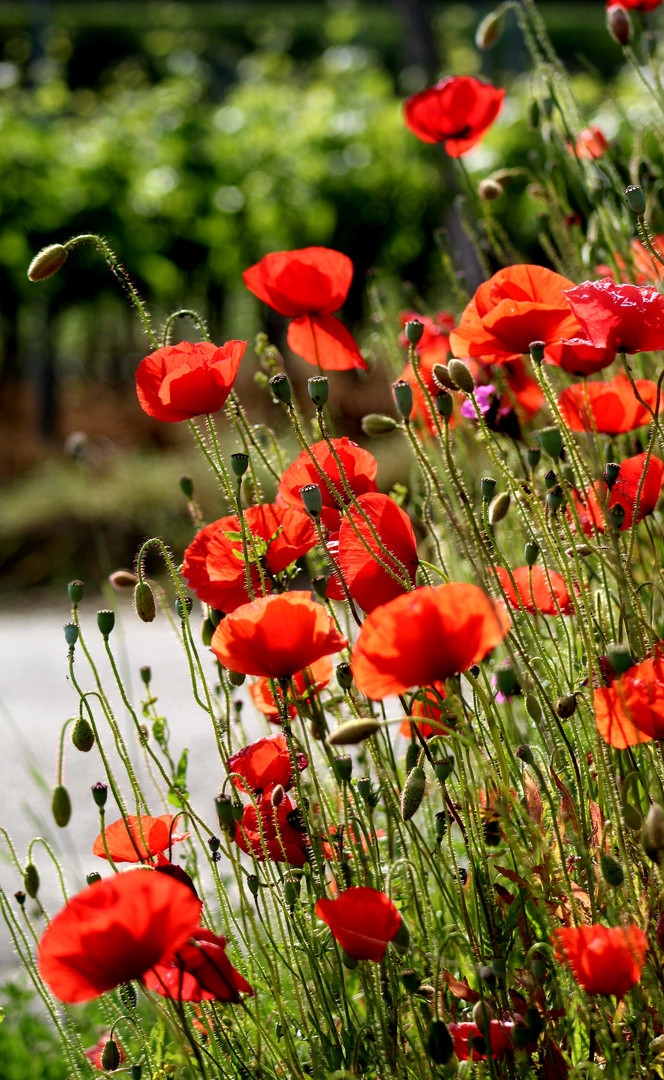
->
[552, 924, 647, 998]
[136, 341, 245, 422]
[315, 886, 401, 961]
[493, 566, 574, 616]
[287, 314, 368, 371]
[278, 438, 378, 532]
[92, 815, 189, 864]
[403, 76, 505, 156]
[335, 493, 418, 614]
[564, 279, 664, 353]
[144, 927, 253, 1003]
[558, 376, 661, 434]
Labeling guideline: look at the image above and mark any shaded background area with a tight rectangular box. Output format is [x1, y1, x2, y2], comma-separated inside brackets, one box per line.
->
[0, 0, 629, 596]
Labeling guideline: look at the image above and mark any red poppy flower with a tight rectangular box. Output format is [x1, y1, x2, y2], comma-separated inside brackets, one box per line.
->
[597, 235, 664, 286]
[249, 657, 334, 722]
[403, 76, 505, 157]
[552, 924, 647, 998]
[235, 792, 309, 866]
[570, 452, 664, 535]
[85, 1035, 125, 1070]
[594, 655, 664, 748]
[243, 247, 367, 371]
[315, 886, 402, 961]
[564, 279, 664, 353]
[493, 566, 574, 617]
[352, 583, 510, 700]
[328, 493, 418, 614]
[544, 338, 616, 376]
[500, 357, 545, 419]
[449, 265, 579, 364]
[571, 126, 608, 160]
[182, 503, 316, 613]
[278, 438, 378, 532]
[399, 683, 449, 738]
[38, 870, 202, 1002]
[227, 734, 307, 796]
[211, 592, 348, 679]
[143, 927, 253, 1003]
[92, 814, 189, 864]
[607, 0, 662, 10]
[558, 375, 661, 434]
[135, 340, 245, 422]
[448, 1021, 514, 1062]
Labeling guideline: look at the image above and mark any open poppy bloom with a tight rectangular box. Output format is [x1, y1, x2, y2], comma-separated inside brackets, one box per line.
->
[594, 655, 664, 748]
[597, 235, 664, 286]
[38, 870, 202, 1002]
[92, 814, 189, 864]
[449, 265, 579, 364]
[493, 566, 574, 616]
[552, 924, 648, 998]
[544, 338, 616, 377]
[558, 375, 661, 434]
[327, 493, 418, 613]
[563, 280, 664, 353]
[243, 247, 367, 371]
[249, 657, 334, 722]
[448, 1021, 514, 1062]
[235, 792, 309, 866]
[211, 593, 348, 679]
[278, 438, 378, 531]
[352, 583, 510, 700]
[570, 452, 664, 535]
[135, 340, 245, 422]
[403, 76, 505, 157]
[315, 886, 402, 961]
[399, 683, 448, 738]
[607, 0, 662, 10]
[227, 734, 307, 796]
[85, 1035, 125, 1071]
[143, 927, 253, 1003]
[183, 503, 316, 613]
[571, 126, 608, 160]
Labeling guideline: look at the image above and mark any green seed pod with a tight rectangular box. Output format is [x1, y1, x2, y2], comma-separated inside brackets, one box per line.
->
[101, 1038, 121, 1072]
[68, 580, 85, 605]
[247, 874, 260, 897]
[496, 663, 517, 698]
[63, 623, 79, 648]
[393, 379, 414, 418]
[86, 872, 102, 886]
[342, 950, 358, 970]
[401, 765, 426, 822]
[52, 785, 72, 828]
[435, 811, 448, 839]
[300, 483, 323, 519]
[140, 665, 152, 685]
[230, 452, 249, 478]
[526, 445, 541, 470]
[488, 491, 510, 524]
[327, 719, 381, 746]
[134, 581, 156, 623]
[28, 243, 68, 282]
[405, 741, 420, 773]
[179, 474, 194, 499]
[448, 358, 476, 394]
[425, 1019, 455, 1066]
[434, 756, 454, 783]
[308, 376, 329, 409]
[432, 363, 456, 391]
[175, 596, 193, 620]
[481, 476, 497, 501]
[215, 795, 235, 830]
[228, 670, 246, 687]
[356, 776, 372, 800]
[529, 341, 545, 364]
[544, 468, 559, 490]
[333, 755, 353, 784]
[23, 863, 39, 898]
[536, 426, 563, 461]
[336, 662, 353, 690]
[608, 503, 626, 532]
[435, 390, 454, 419]
[284, 876, 301, 905]
[625, 184, 646, 216]
[525, 693, 542, 723]
[361, 413, 399, 436]
[91, 782, 108, 808]
[547, 485, 565, 512]
[623, 801, 643, 831]
[269, 372, 292, 404]
[405, 319, 425, 346]
[130, 1066, 143, 1080]
[600, 852, 625, 887]
[524, 541, 539, 567]
[97, 610, 116, 638]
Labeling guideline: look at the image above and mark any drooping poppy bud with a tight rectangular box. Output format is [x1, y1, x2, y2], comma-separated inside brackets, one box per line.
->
[28, 243, 68, 282]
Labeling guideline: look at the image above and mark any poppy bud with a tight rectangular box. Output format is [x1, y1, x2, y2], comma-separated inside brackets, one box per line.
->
[27, 243, 68, 282]
[473, 1000, 494, 1032]
[481, 476, 497, 501]
[525, 693, 542, 722]
[432, 363, 456, 391]
[405, 740, 420, 772]
[476, 9, 503, 49]
[86, 872, 102, 886]
[271, 784, 285, 807]
[361, 413, 399, 436]
[201, 617, 215, 646]
[393, 379, 414, 418]
[401, 765, 426, 822]
[14, 891, 25, 906]
[529, 341, 545, 364]
[625, 184, 646, 216]
[342, 950, 359, 970]
[556, 693, 577, 719]
[547, 485, 565, 512]
[333, 755, 353, 784]
[391, 918, 410, 955]
[600, 852, 624, 887]
[109, 570, 138, 590]
[425, 1019, 454, 1066]
[269, 373, 292, 404]
[524, 540, 539, 567]
[607, 503, 626, 532]
[327, 719, 381, 746]
[300, 483, 323, 520]
[179, 474, 194, 499]
[175, 596, 193, 620]
[91, 782, 108, 808]
[607, 4, 631, 44]
[527, 98, 540, 130]
[134, 581, 156, 623]
[448, 358, 475, 394]
[72, 715, 95, 752]
[478, 178, 503, 201]
[97, 610, 115, 638]
[336, 662, 354, 690]
[606, 641, 633, 675]
[52, 785, 72, 828]
[488, 491, 510, 524]
[537, 426, 563, 461]
[604, 461, 621, 490]
[68, 580, 85, 605]
[63, 623, 78, 648]
[435, 390, 454, 420]
[623, 801, 643, 831]
[401, 968, 421, 993]
[227, 670, 246, 686]
[230, 453, 249, 478]
[526, 445, 541, 470]
[405, 319, 424, 346]
[284, 876, 301, 905]
[23, 863, 39, 898]
[101, 1038, 121, 1072]
[215, 794, 235, 829]
[140, 665, 152, 686]
[496, 662, 518, 698]
[434, 756, 454, 783]
[644, 803, 664, 862]
[516, 744, 535, 766]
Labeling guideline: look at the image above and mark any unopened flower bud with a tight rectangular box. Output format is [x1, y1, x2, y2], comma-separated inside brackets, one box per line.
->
[284, 876, 301, 905]
[607, 641, 634, 675]
[72, 715, 95, 752]
[473, 1000, 494, 1033]
[625, 184, 646, 216]
[432, 363, 456, 391]
[488, 491, 511, 524]
[537, 425, 563, 461]
[605, 462, 621, 490]
[228, 670, 246, 687]
[23, 863, 39, 898]
[333, 755, 353, 784]
[361, 413, 399, 436]
[101, 1038, 121, 1072]
[526, 445, 541, 470]
[134, 581, 156, 623]
[97, 610, 115, 638]
[269, 372, 292, 404]
[643, 802, 664, 862]
[201, 617, 215, 646]
[524, 540, 539, 567]
[448, 358, 475, 394]
[300, 483, 323, 520]
[336, 662, 354, 690]
[271, 784, 285, 807]
[179, 474, 194, 499]
[516, 744, 535, 766]
[14, 891, 25, 906]
[481, 476, 497, 501]
[68, 580, 85, 605]
[556, 693, 577, 719]
[527, 98, 540, 130]
[28, 243, 68, 282]
[247, 874, 259, 897]
[405, 740, 420, 773]
[91, 782, 107, 808]
[401, 765, 426, 822]
[52, 785, 72, 828]
[476, 9, 503, 49]
[230, 453, 249, 478]
[327, 719, 381, 746]
[405, 319, 424, 346]
[529, 341, 545, 364]
[140, 665, 152, 685]
[600, 852, 624, 887]
[496, 662, 518, 698]
[435, 390, 454, 419]
[215, 794, 235, 829]
[63, 623, 79, 648]
[478, 178, 503, 201]
[425, 1019, 454, 1066]
[109, 570, 138, 590]
[393, 379, 414, 418]
[623, 801, 643, 831]
[525, 693, 542, 722]
[175, 596, 193, 620]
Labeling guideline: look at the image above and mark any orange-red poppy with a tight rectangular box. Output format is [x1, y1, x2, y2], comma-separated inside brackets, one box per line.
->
[552, 924, 647, 998]
[570, 453, 664, 534]
[235, 792, 309, 866]
[597, 235, 664, 286]
[278, 438, 378, 531]
[211, 592, 348, 680]
[448, 1022, 514, 1062]
[571, 126, 608, 160]
[143, 926, 253, 1003]
[399, 683, 448, 738]
[249, 657, 334, 722]
[403, 76, 505, 157]
[38, 870, 202, 1002]
[493, 566, 574, 616]
[315, 886, 402, 961]
[449, 265, 579, 364]
[594, 655, 664, 748]
[351, 584, 510, 700]
[564, 279, 664, 353]
[558, 375, 662, 434]
[92, 814, 189, 864]
[227, 734, 307, 796]
[544, 338, 616, 377]
[136, 340, 245, 422]
[183, 503, 316, 613]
